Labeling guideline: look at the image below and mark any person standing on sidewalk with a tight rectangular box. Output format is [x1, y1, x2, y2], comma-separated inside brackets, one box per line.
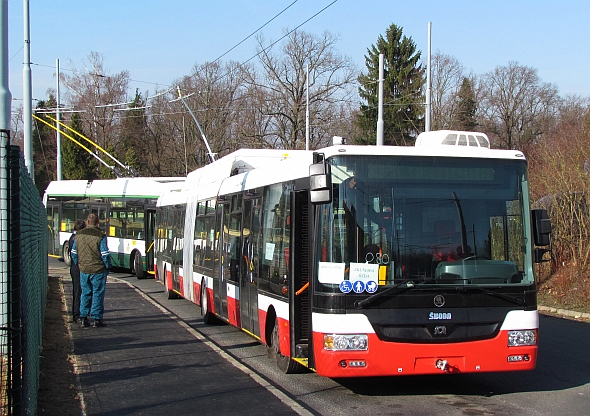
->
[68, 219, 86, 324]
[71, 213, 111, 328]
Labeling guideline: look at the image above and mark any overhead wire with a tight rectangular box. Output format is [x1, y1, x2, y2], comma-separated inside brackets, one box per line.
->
[27, 0, 346, 124]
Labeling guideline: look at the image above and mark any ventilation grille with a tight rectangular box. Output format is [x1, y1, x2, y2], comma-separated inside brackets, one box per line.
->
[415, 130, 490, 148]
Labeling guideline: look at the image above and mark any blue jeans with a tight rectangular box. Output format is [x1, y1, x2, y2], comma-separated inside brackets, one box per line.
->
[79, 271, 108, 320]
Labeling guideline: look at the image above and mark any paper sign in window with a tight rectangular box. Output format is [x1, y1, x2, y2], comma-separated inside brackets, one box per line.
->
[318, 262, 345, 284]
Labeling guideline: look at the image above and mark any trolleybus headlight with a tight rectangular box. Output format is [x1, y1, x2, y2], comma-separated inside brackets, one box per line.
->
[324, 334, 368, 351]
[507, 330, 537, 346]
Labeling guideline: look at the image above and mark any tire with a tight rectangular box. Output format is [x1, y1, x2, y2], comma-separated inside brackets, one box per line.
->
[201, 280, 216, 324]
[134, 252, 145, 279]
[271, 317, 304, 374]
[163, 268, 178, 299]
[63, 241, 72, 266]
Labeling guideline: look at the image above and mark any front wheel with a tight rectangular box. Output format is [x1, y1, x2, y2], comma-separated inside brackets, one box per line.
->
[134, 252, 145, 279]
[63, 241, 72, 266]
[271, 318, 304, 374]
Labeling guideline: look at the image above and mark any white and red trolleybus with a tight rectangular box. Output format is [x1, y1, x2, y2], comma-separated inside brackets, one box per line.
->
[154, 130, 552, 377]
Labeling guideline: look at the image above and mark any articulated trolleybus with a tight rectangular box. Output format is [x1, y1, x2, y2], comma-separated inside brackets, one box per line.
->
[154, 130, 551, 377]
[44, 177, 184, 278]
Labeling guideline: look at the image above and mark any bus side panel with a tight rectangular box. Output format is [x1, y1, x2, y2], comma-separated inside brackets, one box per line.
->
[179, 270, 185, 298]
[258, 294, 290, 354]
[311, 311, 538, 378]
[166, 268, 174, 293]
[226, 283, 241, 327]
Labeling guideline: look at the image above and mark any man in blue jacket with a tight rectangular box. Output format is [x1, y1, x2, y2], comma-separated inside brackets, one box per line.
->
[71, 213, 111, 328]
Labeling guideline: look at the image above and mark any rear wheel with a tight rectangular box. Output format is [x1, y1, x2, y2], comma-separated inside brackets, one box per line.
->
[163, 268, 178, 299]
[63, 241, 71, 266]
[271, 318, 304, 374]
[201, 280, 216, 324]
[133, 252, 145, 279]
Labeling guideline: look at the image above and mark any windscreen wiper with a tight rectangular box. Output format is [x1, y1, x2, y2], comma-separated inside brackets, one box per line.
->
[354, 280, 417, 309]
[459, 285, 525, 306]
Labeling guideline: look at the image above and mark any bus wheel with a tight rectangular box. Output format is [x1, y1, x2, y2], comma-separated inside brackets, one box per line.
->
[62, 241, 72, 266]
[163, 268, 178, 299]
[201, 280, 216, 324]
[271, 318, 304, 374]
[133, 251, 145, 279]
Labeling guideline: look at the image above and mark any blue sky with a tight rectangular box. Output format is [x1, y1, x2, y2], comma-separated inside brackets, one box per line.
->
[7, 0, 590, 104]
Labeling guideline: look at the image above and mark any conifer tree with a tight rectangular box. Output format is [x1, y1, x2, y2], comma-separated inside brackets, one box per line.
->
[455, 77, 477, 131]
[62, 112, 97, 180]
[119, 90, 148, 175]
[32, 97, 57, 194]
[355, 23, 425, 145]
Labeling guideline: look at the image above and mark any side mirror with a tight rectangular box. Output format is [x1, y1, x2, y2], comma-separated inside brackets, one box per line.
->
[532, 209, 551, 263]
[309, 154, 332, 204]
[532, 209, 551, 246]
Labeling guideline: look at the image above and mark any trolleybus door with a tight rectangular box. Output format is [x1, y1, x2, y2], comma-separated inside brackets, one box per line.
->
[240, 198, 261, 335]
[46, 201, 61, 256]
[145, 208, 156, 273]
[289, 190, 311, 361]
[216, 202, 230, 320]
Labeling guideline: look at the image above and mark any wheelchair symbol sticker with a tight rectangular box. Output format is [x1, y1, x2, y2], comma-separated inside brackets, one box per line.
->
[339, 280, 353, 293]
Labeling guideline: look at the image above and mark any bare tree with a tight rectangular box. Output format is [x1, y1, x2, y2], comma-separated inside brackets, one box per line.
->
[146, 60, 247, 174]
[430, 52, 464, 130]
[244, 29, 357, 150]
[477, 62, 559, 150]
[60, 52, 130, 152]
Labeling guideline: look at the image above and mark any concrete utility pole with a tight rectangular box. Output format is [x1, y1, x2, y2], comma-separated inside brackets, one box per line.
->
[1, 0, 12, 349]
[305, 63, 310, 151]
[56, 59, 62, 180]
[425, 22, 432, 132]
[376, 53, 384, 146]
[23, 0, 33, 179]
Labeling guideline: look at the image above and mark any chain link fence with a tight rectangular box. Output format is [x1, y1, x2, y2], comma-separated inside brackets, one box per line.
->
[1, 134, 48, 415]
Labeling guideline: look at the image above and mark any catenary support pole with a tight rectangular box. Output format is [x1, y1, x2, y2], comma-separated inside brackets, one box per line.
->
[56, 59, 62, 180]
[425, 22, 432, 132]
[23, 0, 33, 179]
[376, 54, 384, 146]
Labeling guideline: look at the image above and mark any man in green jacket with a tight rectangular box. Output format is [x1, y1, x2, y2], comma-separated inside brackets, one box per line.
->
[71, 213, 111, 328]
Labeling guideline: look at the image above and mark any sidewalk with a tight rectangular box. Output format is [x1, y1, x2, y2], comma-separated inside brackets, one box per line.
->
[51, 265, 300, 416]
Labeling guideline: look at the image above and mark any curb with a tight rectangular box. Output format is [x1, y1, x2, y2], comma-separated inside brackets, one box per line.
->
[538, 305, 590, 321]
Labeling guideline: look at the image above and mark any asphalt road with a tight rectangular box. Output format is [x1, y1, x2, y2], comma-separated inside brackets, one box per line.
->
[52, 258, 590, 415]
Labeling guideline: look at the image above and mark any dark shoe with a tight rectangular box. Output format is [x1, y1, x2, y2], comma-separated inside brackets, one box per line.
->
[80, 317, 90, 328]
[93, 320, 107, 328]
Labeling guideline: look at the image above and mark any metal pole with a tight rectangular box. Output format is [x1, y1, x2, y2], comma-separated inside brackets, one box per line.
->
[425, 22, 432, 132]
[0, 0, 10, 131]
[376, 53, 384, 146]
[23, 0, 33, 179]
[305, 63, 309, 151]
[1, 0, 12, 355]
[56, 59, 62, 180]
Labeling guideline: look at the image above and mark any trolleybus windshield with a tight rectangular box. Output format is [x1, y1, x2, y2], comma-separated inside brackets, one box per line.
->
[316, 155, 531, 292]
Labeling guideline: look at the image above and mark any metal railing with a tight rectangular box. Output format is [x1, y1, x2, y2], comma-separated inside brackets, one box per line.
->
[1, 134, 47, 415]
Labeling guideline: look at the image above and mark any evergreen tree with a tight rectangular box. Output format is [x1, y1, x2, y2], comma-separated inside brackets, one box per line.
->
[98, 144, 118, 179]
[119, 90, 148, 175]
[32, 97, 57, 194]
[62, 112, 98, 180]
[455, 77, 478, 131]
[355, 23, 425, 145]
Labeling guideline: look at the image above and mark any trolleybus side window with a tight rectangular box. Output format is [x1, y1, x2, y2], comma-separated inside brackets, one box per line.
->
[172, 205, 186, 266]
[260, 183, 292, 297]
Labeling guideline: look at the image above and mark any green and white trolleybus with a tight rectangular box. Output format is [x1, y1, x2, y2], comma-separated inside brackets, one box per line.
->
[44, 177, 184, 278]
